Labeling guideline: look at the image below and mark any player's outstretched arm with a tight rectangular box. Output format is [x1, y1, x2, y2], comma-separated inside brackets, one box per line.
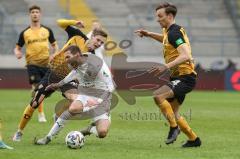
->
[57, 19, 84, 30]
[46, 70, 78, 91]
[49, 43, 59, 61]
[45, 82, 62, 91]
[135, 29, 164, 43]
[147, 44, 192, 76]
[57, 19, 87, 40]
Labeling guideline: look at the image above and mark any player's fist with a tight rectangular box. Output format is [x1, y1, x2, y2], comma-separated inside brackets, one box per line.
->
[15, 52, 22, 59]
[14, 48, 23, 59]
[76, 20, 85, 28]
[134, 29, 150, 37]
[92, 21, 102, 30]
[49, 54, 54, 62]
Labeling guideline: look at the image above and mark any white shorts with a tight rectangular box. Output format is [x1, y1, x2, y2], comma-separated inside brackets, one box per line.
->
[75, 94, 103, 108]
[92, 113, 111, 123]
[74, 93, 112, 122]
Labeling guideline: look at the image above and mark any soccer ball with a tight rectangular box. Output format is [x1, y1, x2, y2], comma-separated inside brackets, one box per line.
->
[65, 131, 85, 149]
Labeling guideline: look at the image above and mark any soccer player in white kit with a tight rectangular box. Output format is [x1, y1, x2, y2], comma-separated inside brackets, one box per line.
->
[35, 45, 115, 145]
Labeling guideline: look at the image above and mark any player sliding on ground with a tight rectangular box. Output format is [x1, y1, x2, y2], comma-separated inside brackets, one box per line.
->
[35, 45, 115, 145]
[51, 21, 112, 137]
[135, 2, 201, 148]
[13, 19, 108, 142]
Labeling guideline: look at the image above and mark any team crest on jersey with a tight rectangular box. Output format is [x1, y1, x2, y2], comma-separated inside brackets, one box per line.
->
[40, 32, 46, 38]
[103, 71, 109, 77]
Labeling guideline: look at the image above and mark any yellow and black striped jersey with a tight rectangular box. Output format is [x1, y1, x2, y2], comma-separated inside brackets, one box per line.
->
[16, 25, 56, 67]
[162, 24, 196, 77]
[51, 24, 94, 77]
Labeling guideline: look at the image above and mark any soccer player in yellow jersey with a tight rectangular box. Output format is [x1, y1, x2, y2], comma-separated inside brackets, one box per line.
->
[135, 2, 201, 148]
[12, 19, 108, 142]
[14, 5, 58, 123]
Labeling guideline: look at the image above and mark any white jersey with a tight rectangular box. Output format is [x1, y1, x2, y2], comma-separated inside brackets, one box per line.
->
[62, 54, 115, 92]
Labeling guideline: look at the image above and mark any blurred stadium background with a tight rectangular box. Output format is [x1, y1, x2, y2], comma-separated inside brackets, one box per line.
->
[0, 0, 240, 91]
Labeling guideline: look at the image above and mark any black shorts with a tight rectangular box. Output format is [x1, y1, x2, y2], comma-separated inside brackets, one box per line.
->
[166, 73, 196, 105]
[37, 70, 77, 98]
[26, 65, 49, 84]
[60, 81, 78, 94]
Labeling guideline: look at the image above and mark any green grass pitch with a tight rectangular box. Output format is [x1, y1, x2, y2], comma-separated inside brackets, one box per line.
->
[0, 90, 240, 159]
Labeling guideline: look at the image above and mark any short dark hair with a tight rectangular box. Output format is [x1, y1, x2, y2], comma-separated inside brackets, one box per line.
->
[64, 45, 81, 55]
[92, 29, 108, 38]
[155, 2, 177, 17]
[29, 5, 41, 12]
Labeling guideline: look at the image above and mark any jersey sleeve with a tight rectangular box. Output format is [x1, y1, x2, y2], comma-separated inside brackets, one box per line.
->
[16, 31, 25, 47]
[57, 19, 77, 29]
[47, 28, 56, 44]
[62, 69, 78, 84]
[168, 30, 186, 48]
[65, 26, 88, 40]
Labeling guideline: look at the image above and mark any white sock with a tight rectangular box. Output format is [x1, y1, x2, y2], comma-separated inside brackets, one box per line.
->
[53, 113, 58, 123]
[47, 110, 73, 139]
[89, 126, 98, 137]
[47, 118, 66, 139]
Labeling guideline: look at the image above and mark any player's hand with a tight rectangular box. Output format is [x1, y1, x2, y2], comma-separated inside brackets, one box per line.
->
[15, 51, 23, 59]
[49, 54, 54, 62]
[134, 29, 150, 37]
[92, 21, 102, 30]
[45, 83, 60, 91]
[148, 65, 168, 77]
[76, 20, 85, 28]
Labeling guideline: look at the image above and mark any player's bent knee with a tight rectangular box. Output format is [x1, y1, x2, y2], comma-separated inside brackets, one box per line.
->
[174, 112, 181, 120]
[153, 95, 165, 105]
[68, 103, 83, 113]
[68, 106, 78, 114]
[30, 100, 38, 108]
[64, 92, 77, 101]
[98, 129, 108, 138]
[175, 115, 181, 120]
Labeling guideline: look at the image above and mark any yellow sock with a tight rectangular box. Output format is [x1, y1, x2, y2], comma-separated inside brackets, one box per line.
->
[159, 100, 177, 127]
[38, 102, 44, 113]
[18, 105, 35, 131]
[177, 116, 197, 141]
